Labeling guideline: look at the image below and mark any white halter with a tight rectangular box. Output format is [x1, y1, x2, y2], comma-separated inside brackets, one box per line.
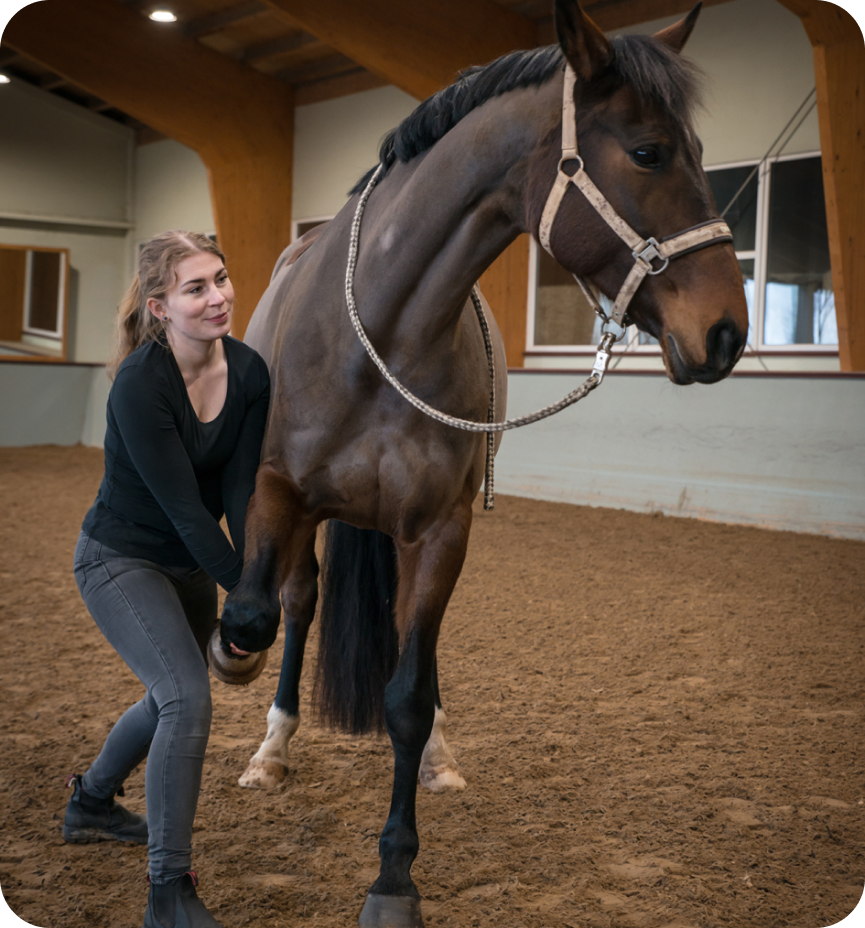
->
[539, 65, 734, 329]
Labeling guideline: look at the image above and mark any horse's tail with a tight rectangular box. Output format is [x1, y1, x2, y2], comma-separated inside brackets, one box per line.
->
[313, 521, 399, 734]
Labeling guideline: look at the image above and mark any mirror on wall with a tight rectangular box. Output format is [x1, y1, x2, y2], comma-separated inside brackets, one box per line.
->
[0, 244, 69, 361]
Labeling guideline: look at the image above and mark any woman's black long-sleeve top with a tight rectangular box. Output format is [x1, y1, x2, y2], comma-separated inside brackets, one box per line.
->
[81, 336, 270, 592]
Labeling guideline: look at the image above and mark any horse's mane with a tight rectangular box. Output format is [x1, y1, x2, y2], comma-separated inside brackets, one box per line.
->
[349, 35, 703, 195]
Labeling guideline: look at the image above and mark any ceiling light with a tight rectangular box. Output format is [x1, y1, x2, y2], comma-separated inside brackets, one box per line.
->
[0, 74, 10, 84]
[149, 10, 177, 23]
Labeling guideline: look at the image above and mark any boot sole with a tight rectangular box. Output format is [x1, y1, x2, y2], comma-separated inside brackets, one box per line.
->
[62, 826, 148, 845]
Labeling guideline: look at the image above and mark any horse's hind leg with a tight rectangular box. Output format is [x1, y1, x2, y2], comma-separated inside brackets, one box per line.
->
[239, 532, 319, 789]
[360, 505, 471, 928]
[419, 657, 466, 793]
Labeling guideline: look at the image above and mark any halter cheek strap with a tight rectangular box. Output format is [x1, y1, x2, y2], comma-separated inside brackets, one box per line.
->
[539, 64, 734, 329]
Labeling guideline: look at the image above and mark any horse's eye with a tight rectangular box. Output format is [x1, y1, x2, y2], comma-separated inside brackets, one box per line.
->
[632, 147, 660, 168]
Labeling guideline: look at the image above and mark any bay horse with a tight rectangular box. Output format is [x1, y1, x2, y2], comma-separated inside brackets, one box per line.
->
[216, 1, 749, 924]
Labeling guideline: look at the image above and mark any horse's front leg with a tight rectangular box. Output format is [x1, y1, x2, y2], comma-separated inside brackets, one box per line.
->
[360, 504, 472, 928]
[220, 463, 314, 665]
[239, 531, 319, 788]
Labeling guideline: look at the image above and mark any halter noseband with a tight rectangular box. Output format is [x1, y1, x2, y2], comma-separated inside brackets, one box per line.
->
[539, 65, 734, 330]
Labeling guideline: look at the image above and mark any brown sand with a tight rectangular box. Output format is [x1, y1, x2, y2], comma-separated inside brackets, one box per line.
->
[0, 445, 862, 928]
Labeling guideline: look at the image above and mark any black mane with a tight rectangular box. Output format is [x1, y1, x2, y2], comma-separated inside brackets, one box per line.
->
[349, 35, 703, 195]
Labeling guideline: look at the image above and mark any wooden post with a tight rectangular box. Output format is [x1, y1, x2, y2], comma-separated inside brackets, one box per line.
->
[776, 0, 865, 371]
[479, 236, 531, 369]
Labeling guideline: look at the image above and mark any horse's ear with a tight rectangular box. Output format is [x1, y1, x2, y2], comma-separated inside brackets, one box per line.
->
[555, 0, 613, 81]
[653, 2, 702, 54]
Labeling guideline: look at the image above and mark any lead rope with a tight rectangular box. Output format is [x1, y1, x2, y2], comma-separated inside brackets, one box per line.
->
[345, 164, 621, 511]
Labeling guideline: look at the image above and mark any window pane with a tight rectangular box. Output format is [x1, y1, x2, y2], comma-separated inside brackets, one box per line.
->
[764, 157, 836, 346]
[534, 247, 596, 345]
[706, 166, 758, 252]
[739, 257, 756, 345]
[27, 251, 62, 334]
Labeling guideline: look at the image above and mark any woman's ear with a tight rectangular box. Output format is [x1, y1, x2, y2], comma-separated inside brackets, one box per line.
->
[146, 297, 167, 322]
[555, 0, 613, 81]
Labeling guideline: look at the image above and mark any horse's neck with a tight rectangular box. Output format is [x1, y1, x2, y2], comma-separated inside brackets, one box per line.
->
[352, 79, 561, 345]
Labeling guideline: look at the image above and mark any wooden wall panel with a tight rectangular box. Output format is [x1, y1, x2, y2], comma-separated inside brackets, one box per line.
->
[776, 0, 865, 371]
[0, 249, 26, 343]
[479, 235, 531, 369]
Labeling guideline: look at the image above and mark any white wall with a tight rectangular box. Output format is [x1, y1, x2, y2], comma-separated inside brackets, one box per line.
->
[133, 139, 215, 244]
[292, 85, 417, 220]
[612, 0, 819, 165]
[0, 78, 133, 224]
[496, 372, 865, 540]
[0, 79, 135, 364]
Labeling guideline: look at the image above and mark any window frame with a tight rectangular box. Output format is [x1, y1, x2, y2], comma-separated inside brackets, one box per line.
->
[21, 247, 67, 341]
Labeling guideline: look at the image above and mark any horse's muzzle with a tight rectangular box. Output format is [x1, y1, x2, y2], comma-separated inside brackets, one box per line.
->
[666, 318, 747, 385]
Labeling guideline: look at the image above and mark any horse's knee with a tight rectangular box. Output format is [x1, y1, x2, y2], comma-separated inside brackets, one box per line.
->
[221, 585, 281, 653]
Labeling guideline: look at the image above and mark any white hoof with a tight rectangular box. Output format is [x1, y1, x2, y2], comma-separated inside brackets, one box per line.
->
[420, 764, 467, 793]
[238, 757, 288, 789]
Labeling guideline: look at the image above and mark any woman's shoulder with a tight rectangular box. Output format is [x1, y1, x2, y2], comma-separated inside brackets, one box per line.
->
[224, 336, 270, 389]
[113, 341, 174, 395]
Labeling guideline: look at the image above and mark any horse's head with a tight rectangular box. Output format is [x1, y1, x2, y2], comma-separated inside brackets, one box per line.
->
[528, 0, 749, 385]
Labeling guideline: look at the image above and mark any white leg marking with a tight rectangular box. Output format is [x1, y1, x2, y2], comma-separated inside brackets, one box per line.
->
[419, 706, 466, 793]
[238, 705, 300, 789]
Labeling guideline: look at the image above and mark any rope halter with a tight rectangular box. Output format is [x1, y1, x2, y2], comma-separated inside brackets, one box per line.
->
[539, 64, 734, 330]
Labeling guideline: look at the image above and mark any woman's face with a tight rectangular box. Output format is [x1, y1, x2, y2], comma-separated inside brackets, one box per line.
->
[148, 252, 234, 345]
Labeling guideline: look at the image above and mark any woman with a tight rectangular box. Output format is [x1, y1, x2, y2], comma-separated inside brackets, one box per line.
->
[66, 231, 270, 928]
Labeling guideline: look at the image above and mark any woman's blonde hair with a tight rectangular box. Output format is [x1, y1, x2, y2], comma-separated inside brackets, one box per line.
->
[107, 230, 226, 379]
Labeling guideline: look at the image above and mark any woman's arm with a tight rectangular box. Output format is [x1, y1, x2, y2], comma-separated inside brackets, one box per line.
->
[112, 367, 243, 591]
[221, 368, 270, 560]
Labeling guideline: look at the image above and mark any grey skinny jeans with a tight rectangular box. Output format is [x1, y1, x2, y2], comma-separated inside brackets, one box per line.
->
[73, 531, 217, 883]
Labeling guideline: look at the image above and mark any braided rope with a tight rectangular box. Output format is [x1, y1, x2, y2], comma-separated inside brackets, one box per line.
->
[346, 166, 604, 435]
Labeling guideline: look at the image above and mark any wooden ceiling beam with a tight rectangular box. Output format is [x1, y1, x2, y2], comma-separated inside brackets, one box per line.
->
[775, 0, 865, 372]
[4, 0, 295, 339]
[240, 31, 320, 63]
[262, 0, 536, 99]
[183, 2, 270, 39]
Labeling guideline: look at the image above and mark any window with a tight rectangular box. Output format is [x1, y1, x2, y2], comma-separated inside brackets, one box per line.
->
[525, 152, 837, 368]
[0, 245, 68, 360]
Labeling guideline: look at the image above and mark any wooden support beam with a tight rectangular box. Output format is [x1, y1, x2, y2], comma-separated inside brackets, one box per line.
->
[776, 0, 865, 371]
[240, 31, 321, 64]
[294, 68, 388, 105]
[183, 1, 269, 39]
[5, 0, 295, 339]
[479, 235, 531, 369]
[263, 0, 536, 99]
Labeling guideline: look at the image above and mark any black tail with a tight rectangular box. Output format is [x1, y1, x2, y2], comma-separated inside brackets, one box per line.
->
[313, 521, 399, 734]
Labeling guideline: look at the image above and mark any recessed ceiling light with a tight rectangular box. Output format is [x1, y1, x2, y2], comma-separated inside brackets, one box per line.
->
[149, 10, 177, 23]
[0, 74, 10, 84]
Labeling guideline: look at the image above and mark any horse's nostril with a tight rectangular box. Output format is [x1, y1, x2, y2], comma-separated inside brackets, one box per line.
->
[708, 319, 744, 371]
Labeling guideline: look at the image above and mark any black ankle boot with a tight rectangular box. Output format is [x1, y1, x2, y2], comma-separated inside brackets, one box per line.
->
[62, 773, 148, 845]
[144, 872, 223, 928]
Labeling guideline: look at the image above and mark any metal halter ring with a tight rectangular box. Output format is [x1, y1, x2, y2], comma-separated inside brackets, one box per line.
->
[633, 237, 670, 276]
[558, 154, 584, 176]
[600, 317, 630, 343]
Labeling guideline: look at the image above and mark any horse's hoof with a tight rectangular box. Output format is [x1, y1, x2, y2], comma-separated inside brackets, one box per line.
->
[238, 758, 288, 789]
[420, 764, 467, 793]
[207, 628, 268, 685]
[358, 893, 423, 928]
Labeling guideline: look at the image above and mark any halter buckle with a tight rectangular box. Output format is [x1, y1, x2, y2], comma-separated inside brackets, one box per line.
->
[633, 238, 669, 276]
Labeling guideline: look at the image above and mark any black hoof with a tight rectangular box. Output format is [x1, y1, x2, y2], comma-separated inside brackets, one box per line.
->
[358, 893, 423, 928]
